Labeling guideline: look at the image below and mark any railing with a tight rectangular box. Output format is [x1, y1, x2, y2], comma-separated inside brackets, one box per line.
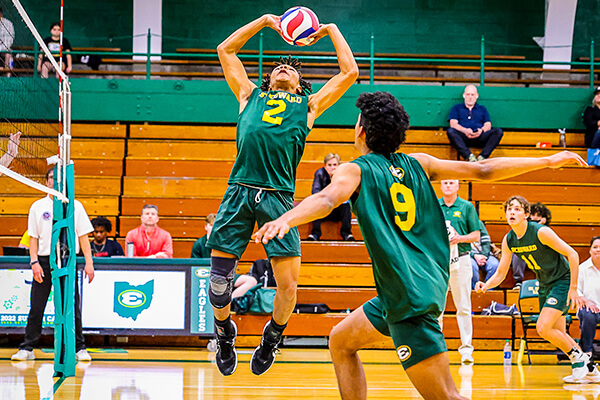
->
[3, 31, 599, 88]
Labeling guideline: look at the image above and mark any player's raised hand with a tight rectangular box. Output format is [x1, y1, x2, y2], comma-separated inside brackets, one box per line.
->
[305, 24, 332, 46]
[264, 14, 282, 34]
[474, 281, 486, 293]
[253, 220, 291, 244]
[7, 132, 21, 158]
[546, 151, 588, 168]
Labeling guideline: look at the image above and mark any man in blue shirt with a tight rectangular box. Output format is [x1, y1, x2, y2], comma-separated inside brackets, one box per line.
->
[447, 85, 504, 162]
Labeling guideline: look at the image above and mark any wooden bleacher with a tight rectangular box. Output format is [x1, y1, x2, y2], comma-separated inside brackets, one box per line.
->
[1, 121, 598, 348]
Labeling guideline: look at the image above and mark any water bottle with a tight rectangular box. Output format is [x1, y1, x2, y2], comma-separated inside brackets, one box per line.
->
[503, 339, 512, 365]
[558, 128, 566, 148]
[127, 242, 134, 258]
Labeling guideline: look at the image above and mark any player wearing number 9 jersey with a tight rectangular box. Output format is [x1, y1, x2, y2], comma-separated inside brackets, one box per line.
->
[254, 92, 587, 399]
[208, 13, 358, 377]
[476, 195, 600, 384]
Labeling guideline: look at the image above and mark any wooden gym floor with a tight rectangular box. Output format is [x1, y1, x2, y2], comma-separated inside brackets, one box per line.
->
[0, 347, 597, 399]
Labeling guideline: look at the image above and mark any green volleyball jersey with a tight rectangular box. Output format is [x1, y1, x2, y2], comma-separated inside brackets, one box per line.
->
[228, 88, 310, 192]
[506, 221, 570, 285]
[350, 153, 450, 323]
[438, 196, 480, 254]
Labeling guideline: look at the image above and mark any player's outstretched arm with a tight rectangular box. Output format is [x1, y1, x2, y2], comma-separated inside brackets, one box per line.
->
[306, 24, 358, 122]
[411, 150, 587, 182]
[537, 226, 584, 310]
[0, 132, 21, 170]
[475, 236, 512, 292]
[217, 15, 281, 103]
[253, 162, 361, 243]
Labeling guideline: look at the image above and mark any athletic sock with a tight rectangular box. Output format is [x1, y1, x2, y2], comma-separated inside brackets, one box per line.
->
[215, 316, 233, 337]
[568, 347, 589, 367]
[270, 318, 287, 335]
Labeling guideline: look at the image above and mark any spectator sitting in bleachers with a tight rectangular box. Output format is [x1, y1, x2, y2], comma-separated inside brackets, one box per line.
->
[307, 153, 354, 241]
[512, 202, 552, 288]
[191, 213, 216, 258]
[125, 205, 173, 258]
[576, 236, 600, 361]
[90, 217, 124, 257]
[0, 7, 14, 77]
[447, 85, 504, 162]
[38, 22, 72, 79]
[471, 220, 499, 289]
[583, 87, 600, 149]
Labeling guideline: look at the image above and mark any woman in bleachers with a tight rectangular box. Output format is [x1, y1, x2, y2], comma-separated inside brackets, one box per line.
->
[583, 87, 600, 148]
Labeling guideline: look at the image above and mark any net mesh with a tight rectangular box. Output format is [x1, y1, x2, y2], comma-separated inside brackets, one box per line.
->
[0, 0, 60, 185]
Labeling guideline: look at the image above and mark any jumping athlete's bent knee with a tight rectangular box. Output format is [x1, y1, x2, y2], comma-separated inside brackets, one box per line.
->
[209, 256, 238, 309]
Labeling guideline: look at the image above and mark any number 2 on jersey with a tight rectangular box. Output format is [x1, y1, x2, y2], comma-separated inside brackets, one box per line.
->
[389, 182, 416, 231]
[262, 99, 286, 125]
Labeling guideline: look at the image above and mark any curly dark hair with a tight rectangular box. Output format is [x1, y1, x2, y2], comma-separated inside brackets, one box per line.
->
[356, 92, 410, 154]
[91, 216, 112, 232]
[260, 56, 312, 95]
[530, 202, 552, 225]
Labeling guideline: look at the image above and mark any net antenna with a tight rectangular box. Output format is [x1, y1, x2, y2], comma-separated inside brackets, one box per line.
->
[1, 0, 70, 202]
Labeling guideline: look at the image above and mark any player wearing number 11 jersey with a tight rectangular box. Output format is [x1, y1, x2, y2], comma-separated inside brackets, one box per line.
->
[207, 13, 358, 377]
[476, 195, 600, 384]
[254, 92, 586, 399]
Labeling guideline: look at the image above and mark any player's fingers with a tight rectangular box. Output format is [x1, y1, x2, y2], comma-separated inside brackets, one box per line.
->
[574, 154, 588, 167]
[262, 225, 277, 244]
[277, 226, 287, 239]
[252, 229, 263, 243]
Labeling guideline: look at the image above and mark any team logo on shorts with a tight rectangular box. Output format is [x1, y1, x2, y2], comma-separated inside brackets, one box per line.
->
[396, 346, 412, 362]
[547, 297, 558, 305]
[42, 212, 51, 221]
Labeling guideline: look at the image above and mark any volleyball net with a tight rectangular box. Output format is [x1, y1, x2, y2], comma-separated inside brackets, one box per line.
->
[2, 0, 77, 377]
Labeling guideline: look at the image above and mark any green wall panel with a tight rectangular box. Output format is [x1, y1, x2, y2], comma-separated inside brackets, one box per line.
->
[9, 0, 133, 51]
[162, 0, 545, 58]
[574, 0, 600, 61]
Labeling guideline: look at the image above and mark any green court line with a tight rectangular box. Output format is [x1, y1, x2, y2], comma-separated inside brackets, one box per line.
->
[42, 376, 66, 400]
[41, 348, 128, 354]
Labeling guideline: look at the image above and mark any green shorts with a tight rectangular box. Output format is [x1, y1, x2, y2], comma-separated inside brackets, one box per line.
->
[207, 184, 301, 259]
[363, 297, 447, 369]
[539, 278, 570, 315]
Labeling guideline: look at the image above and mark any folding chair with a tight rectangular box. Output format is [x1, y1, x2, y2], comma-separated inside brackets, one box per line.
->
[518, 279, 572, 364]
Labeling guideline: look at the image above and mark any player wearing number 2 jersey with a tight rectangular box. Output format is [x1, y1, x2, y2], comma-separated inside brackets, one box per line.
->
[254, 92, 586, 399]
[207, 13, 358, 377]
[476, 195, 600, 384]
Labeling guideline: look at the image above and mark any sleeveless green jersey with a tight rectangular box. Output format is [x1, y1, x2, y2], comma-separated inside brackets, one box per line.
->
[350, 153, 450, 323]
[506, 221, 570, 285]
[228, 88, 310, 192]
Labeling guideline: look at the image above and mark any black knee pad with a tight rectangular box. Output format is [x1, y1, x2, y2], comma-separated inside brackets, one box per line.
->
[209, 256, 238, 309]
